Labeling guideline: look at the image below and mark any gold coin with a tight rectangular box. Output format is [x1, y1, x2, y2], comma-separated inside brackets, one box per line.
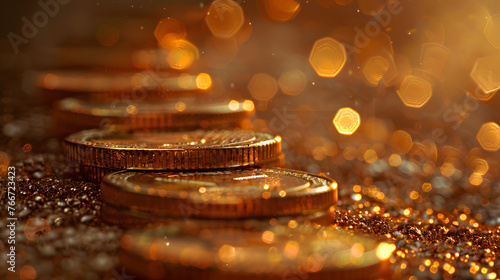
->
[100, 202, 331, 228]
[53, 96, 254, 134]
[101, 167, 337, 218]
[37, 70, 209, 105]
[119, 223, 393, 280]
[79, 154, 285, 183]
[64, 129, 281, 170]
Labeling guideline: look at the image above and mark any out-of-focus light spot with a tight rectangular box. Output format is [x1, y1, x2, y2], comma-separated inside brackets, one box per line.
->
[309, 37, 346, 77]
[20, 265, 36, 279]
[422, 182, 432, 192]
[485, 14, 500, 49]
[410, 191, 419, 200]
[126, 105, 138, 115]
[333, 107, 360, 135]
[43, 73, 59, 90]
[470, 173, 483, 186]
[261, 0, 301, 22]
[362, 56, 389, 86]
[388, 154, 402, 167]
[219, 245, 236, 263]
[389, 130, 413, 154]
[364, 149, 377, 163]
[343, 146, 357, 160]
[353, 193, 362, 201]
[420, 43, 450, 79]
[24, 218, 50, 240]
[440, 162, 456, 177]
[23, 143, 32, 152]
[228, 100, 240, 111]
[175, 101, 186, 112]
[262, 231, 275, 244]
[279, 69, 307, 96]
[154, 17, 186, 49]
[205, 0, 244, 38]
[351, 243, 364, 258]
[288, 219, 297, 228]
[376, 243, 396, 260]
[470, 55, 500, 94]
[248, 73, 278, 101]
[166, 39, 199, 70]
[195, 73, 212, 90]
[178, 73, 195, 89]
[470, 158, 489, 175]
[397, 75, 433, 108]
[279, 190, 287, 197]
[96, 23, 120, 47]
[242, 100, 255, 111]
[284, 241, 300, 259]
[476, 122, 500, 151]
[305, 254, 324, 273]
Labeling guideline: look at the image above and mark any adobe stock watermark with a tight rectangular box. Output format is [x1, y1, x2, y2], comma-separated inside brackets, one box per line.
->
[344, 0, 404, 59]
[7, 0, 70, 54]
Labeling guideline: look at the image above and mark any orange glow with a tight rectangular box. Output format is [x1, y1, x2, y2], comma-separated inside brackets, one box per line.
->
[284, 241, 300, 259]
[309, 37, 346, 78]
[261, 0, 301, 22]
[218, 245, 236, 263]
[333, 107, 361, 135]
[20, 265, 36, 279]
[279, 69, 307, 96]
[178, 73, 195, 89]
[420, 43, 450, 79]
[205, 0, 244, 38]
[476, 122, 500, 151]
[470, 55, 500, 94]
[43, 73, 59, 90]
[376, 243, 396, 260]
[228, 100, 240, 111]
[242, 100, 255, 111]
[389, 130, 413, 154]
[0, 151, 9, 176]
[397, 75, 433, 108]
[364, 149, 378, 163]
[154, 17, 186, 48]
[195, 73, 212, 90]
[166, 39, 199, 70]
[389, 154, 402, 167]
[362, 56, 389, 86]
[485, 14, 500, 49]
[24, 218, 50, 240]
[248, 73, 278, 101]
[262, 231, 275, 244]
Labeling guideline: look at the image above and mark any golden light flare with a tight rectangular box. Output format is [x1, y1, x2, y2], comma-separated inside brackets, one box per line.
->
[420, 43, 451, 79]
[362, 56, 389, 86]
[218, 245, 236, 263]
[195, 73, 212, 90]
[484, 14, 500, 49]
[166, 39, 199, 70]
[397, 74, 433, 108]
[242, 100, 255, 111]
[333, 107, 361, 135]
[389, 130, 413, 154]
[261, 0, 301, 22]
[154, 17, 187, 49]
[309, 37, 346, 78]
[284, 240, 300, 260]
[470, 55, 500, 94]
[278, 69, 307, 96]
[476, 122, 500, 151]
[178, 73, 195, 89]
[248, 73, 278, 101]
[228, 100, 240, 111]
[376, 243, 396, 260]
[205, 0, 245, 39]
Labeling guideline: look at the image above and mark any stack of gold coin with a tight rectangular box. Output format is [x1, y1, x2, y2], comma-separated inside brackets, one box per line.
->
[63, 129, 283, 181]
[100, 167, 337, 226]
[118, 222, 394, 280]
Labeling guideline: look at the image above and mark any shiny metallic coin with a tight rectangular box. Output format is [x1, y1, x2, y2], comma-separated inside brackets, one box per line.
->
[64, 129, 281, 170]
[101, 167, 337, 219]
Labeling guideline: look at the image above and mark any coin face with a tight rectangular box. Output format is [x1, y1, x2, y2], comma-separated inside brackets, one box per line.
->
[101, 168, 337, 218]
[64, 129, 281, 170]
[120, 223, 392, 279]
